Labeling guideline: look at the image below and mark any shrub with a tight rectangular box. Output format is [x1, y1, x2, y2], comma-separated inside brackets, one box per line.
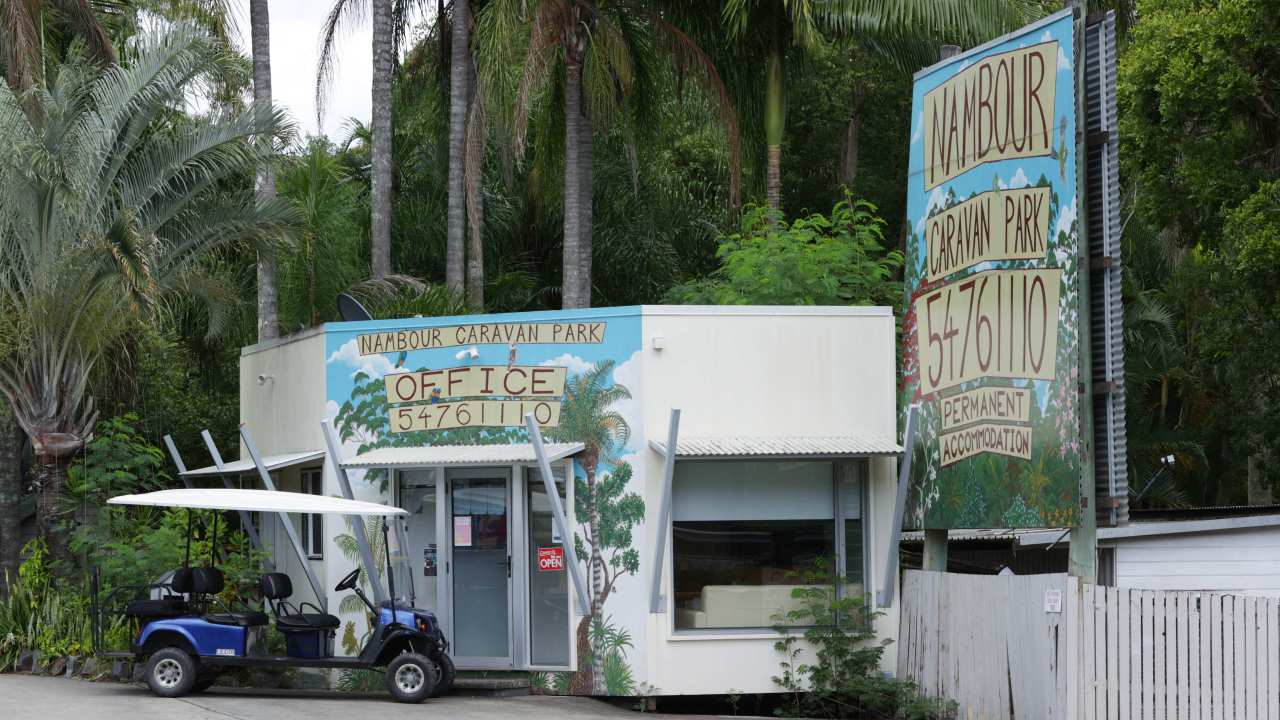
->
[772, 558, 955, 720]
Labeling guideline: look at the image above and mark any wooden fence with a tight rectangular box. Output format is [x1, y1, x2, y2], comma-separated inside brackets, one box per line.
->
[899, 570, 1280, 719]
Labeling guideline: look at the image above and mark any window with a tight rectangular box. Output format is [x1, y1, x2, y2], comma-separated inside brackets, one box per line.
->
[671, 460, 865, 631]
[300, 468, 324, 559]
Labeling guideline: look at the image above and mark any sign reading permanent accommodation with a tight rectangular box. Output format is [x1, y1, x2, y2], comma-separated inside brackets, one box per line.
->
[901, 9, 1082, 529]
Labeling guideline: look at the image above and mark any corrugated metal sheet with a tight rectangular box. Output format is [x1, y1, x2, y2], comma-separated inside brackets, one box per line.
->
[1085, 11, 1129, 526]
[650, 435, 901, 458]
[181, 450, 326, 477]
[341, 442, 584, 469]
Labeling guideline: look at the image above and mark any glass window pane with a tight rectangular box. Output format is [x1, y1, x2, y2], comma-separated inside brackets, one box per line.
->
[399, 470, 439, 612]
[672, 461, 835, 630]
[526, 467, 570, 666]
[839, 464, 864, 589]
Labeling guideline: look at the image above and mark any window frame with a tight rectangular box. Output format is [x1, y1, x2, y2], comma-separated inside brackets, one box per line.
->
[667, 457, 871, 635]
[299, 467, 324, 560]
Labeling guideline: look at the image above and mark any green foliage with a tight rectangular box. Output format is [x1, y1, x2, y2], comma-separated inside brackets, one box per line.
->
[590, 616, 636, 696]
[66, 413, 170, 500]
[772, 558, 955, 720]
[277, 137, 369, 331]
[667, 195, 902, 306]
[1119, 0, 1280, 246]
[0, 540, 97, 668]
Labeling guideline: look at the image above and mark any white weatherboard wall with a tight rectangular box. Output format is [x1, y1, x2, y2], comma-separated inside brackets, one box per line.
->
[640, 306, 900, 695]
[239, 328, 332, 611]
[1112, 524, 1280, 597]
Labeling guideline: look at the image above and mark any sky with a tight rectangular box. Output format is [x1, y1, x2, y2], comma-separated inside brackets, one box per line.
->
[233, 1, 373, 140]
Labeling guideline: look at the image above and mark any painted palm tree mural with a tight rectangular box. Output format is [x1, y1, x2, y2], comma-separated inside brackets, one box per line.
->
[547, 360, 644, 695]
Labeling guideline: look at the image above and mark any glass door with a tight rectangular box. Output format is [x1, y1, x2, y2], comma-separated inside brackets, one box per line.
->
[448, 470, 513, 666]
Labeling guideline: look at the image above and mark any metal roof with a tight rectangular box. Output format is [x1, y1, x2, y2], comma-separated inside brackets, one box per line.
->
[900, 528, 1061, 544]
[108, 488, 406, 516]
[649, 435, 901, 458]
[341, 442, 584, 469]
[181, 450, 325, 478]
[1018, 513, 1280, 545]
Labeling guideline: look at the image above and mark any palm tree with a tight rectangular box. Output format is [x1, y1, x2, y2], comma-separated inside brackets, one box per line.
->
[446, 0, 470, 296]
[0, 0, 114, 91]
[0, 25, 296, 554]
[718, 0, 1036, 211]
[546, 359, 630, 694]
[250, 0, 280, 340]
[318, 0, 432, 281]
[481, 0, 740, 309]
[0, 400, 19, 589]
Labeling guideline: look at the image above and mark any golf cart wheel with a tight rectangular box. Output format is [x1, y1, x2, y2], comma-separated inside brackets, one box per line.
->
[145, 647, 197, 698]
[386, 652, 438, 703]
[430, 653, 455, 697]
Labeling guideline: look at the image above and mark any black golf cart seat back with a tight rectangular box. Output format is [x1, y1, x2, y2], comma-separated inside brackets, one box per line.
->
[123, 568, 192, 618]
[260, 572, 340, 630]
[193, 567, 269, 627]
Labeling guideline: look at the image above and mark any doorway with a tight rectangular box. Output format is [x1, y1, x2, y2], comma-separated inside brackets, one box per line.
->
[448, 469, 513, 667]
[396, 463, 574, 671]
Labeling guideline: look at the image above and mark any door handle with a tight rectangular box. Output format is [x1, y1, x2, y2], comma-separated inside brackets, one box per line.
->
[501, 555, 511, 577]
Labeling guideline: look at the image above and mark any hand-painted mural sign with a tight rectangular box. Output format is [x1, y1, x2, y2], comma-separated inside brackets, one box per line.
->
[901, 9, 1082, 530]
[326, 308, 647, 697]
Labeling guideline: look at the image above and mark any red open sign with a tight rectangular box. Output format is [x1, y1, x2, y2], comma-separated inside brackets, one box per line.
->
[537, 546, 564, 572]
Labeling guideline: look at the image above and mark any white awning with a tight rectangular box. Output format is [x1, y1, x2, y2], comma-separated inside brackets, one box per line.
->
[342, 442, 585, 469]
[180, 450, 325, 478]
[649, 434, 902, 458]
[108, 488, 407, 515]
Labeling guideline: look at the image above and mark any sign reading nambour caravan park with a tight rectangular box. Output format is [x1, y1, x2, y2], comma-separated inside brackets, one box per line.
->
[901, 9, 1083, 530]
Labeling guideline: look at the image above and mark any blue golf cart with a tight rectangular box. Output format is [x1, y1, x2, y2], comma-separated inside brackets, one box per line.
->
[92, 488, 455, 703]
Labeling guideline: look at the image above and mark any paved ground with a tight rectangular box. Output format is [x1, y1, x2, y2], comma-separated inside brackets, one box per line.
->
[0, 674, 693, 720]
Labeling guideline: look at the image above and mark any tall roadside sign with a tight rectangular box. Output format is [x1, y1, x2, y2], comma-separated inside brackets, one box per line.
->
[899, 6, 1126, 565]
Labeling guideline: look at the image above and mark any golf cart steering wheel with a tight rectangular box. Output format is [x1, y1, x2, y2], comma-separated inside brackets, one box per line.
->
[336, 567, 361, 592]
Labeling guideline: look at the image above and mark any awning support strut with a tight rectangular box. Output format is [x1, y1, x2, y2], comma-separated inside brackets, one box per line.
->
[238, 425, 329, 612]
[183, 432, 271, 569]
[877, 403, 920, 608]
[525, 413, 590, 616]
[648, 409, 681, 613]
[320, 420, 388, 605]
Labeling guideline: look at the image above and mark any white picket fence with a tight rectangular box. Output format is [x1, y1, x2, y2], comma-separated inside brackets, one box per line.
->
[899, 570, 1280, 719]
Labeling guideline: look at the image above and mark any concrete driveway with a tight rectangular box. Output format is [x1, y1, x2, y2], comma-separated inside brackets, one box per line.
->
[0, 675, 690, 720]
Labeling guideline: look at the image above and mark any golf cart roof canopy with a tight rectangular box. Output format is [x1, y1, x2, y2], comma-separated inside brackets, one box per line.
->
[107, 488, 408, 516]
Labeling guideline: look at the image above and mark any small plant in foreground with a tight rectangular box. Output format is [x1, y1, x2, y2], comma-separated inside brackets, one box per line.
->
[772, 558, 955, 719]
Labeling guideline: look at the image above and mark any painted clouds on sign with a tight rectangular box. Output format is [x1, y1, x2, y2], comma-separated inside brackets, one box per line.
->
[328, 338, 396, 379]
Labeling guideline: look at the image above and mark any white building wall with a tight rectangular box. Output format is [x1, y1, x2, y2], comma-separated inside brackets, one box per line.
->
[1113, 525, 1280, 597]
[239, 329, 330, 611]
[638, 306, 900, 695]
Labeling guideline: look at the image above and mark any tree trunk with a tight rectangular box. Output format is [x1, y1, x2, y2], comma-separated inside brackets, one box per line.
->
[764, 47, 785, 212]
[445, 0, 469, 295]
[0, 405, 20, 591]
[250, 0, 279, 341]
[465, 45, 485, 309]
[838, 85, 865, 188]
[370, 0, 395, 279]
[33, 451, 69, 570]
[561, 61, 583, 309]
[577, 101, 593, 308]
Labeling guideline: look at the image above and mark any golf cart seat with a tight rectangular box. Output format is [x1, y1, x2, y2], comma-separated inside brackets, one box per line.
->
[192, 567, 269, 627]
[123, 568, 192, 618]
[261, 572, 340, 630]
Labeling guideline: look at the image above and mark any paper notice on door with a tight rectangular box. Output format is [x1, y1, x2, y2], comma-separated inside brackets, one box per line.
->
[453, 516, 472, 547]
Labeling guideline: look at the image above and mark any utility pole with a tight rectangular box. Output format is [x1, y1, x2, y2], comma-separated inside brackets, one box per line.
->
[1067, 0, 1098, 583]
[920, 43, 963, 575]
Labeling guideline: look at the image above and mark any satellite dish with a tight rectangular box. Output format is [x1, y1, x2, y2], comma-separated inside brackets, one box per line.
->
[336, 293, 373, 322]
